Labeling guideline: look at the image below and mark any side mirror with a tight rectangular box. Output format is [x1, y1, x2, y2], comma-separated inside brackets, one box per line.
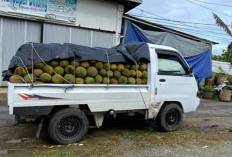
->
[189, 67, 193, 74]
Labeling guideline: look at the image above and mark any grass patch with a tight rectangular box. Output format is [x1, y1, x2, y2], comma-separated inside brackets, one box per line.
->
[22, 119, 232, 157]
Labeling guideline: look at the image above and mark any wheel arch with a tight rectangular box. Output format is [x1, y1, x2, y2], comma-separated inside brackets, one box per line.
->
[161, 101, 184, 113]
[49, 104, 92, 116]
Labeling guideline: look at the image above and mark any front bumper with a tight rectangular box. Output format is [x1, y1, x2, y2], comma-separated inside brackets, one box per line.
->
[193, 97, 200, 111]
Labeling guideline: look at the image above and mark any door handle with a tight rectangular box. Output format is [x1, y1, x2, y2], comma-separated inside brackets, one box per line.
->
[159, 79, 166, 82]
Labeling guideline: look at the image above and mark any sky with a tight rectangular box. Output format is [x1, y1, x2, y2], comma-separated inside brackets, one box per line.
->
[129, 0, 232, 55]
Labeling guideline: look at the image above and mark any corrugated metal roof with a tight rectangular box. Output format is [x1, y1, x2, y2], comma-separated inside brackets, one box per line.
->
[124, 14, 218, 45]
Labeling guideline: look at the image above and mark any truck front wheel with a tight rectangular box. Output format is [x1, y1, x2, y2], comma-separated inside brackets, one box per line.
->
[157, 103, 183, 132]
[48, 108, 89, 145]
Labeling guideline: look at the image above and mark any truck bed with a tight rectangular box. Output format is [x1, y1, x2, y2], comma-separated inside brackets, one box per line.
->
[8, 83, 150, 114]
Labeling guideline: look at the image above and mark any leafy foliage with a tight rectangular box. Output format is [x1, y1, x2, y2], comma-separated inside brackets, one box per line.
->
[212, 49, 232, 63]
[201, 85, 216, 92]
[218, 66, 227, 75]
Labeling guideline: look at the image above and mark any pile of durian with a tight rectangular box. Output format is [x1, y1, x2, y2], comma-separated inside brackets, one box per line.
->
[9, 59, 148, 84]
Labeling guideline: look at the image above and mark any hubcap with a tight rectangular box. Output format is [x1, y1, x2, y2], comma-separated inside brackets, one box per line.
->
[166, 109, 179, 126]
[58, 116, 82, 139]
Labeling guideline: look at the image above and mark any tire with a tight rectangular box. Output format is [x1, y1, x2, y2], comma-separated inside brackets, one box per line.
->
[157, 103, 183, 132]
[48, 108, 89, 145]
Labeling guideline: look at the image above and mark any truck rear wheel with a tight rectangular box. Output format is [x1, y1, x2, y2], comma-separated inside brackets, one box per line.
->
[48, 108, 89, 145]
[157, 103, 183, 132]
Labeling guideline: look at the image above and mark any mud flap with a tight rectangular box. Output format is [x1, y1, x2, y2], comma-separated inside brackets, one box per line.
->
[93, 113, 105, 128]
[148, 102, 163, 119]
[36, 118, 44, 139]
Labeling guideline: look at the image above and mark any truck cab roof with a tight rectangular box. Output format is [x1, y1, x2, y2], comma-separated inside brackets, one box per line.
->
[147, 43, 179, 53]
[147, 43, 184, 58]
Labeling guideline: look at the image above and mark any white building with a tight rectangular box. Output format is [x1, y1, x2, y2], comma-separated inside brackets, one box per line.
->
[0, 0, 142, 86]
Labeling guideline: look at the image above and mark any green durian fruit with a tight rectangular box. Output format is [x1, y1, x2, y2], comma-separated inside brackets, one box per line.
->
[136, 70, 143, 78]
[87, 66, 98, 77]
[110, 64, 117, 71]
[76, 67, 87, 78]
[128, 77, 136, 84]
[54, 66, 64, 76]
[142, 79, 147, 84]
[40, 73, 51, 83]
[27, 65, 32, 73]
[118, 76, 128, 84]
[14, 67, 26, 76]
[80, 62, 90, 68]
[110, 78, 118, 84]
[64, 74, 75, 84]
[94, 62, 104, 70]
[130, 70, 136, 77]
[52, 74, 63, 84]
[33, 69, 43, 77]
[9, 75, 24, 83]
[85, 77, 94, 84]
[103, 77, 110, 84]
[75, 78, 84, 84]
[71, 61, 80, 67]
[122, 68, 131, 77]
[50, 60, 59, 68]
[113, 70, 121, 79]
[43, 65, 54, 75]
[65, 65, 74, 74]
[142, 71, 148, 79]
[34, 62, 45, 69]
[103, 63, 111, 70]
[106, 70, 113, 77]
[60, 60, 69, 67]
[99, 69, 107, 76]
[131, 65, 139, 70]
[136, 78, 142, 84]
[24, 74, 36, 83]
[117, 64, 124, 71]
[140, 64, 147, 71]
[95, 74, 103, 83]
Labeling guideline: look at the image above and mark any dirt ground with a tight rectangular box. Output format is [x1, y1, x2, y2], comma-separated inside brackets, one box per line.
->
[0, 99, 232, 157]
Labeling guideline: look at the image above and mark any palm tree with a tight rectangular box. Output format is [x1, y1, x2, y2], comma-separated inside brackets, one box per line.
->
[213, 13, 232, 38]
[213, 13, 232, 63]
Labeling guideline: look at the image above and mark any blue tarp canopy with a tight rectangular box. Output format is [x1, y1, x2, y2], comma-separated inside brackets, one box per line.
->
[123, 21, 212, 78]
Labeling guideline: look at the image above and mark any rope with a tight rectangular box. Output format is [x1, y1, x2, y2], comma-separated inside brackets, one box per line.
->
[105, 50, 110, 88]
[131, 58, 148, 109]
[31, 42, 34, 85]
[30, 43, 72, 84]
[10, 74, 30, 85]
[73, 56, 76, 85]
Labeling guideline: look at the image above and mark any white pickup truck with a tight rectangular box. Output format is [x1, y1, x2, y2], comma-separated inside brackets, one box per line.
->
[7, 44, 200, 144]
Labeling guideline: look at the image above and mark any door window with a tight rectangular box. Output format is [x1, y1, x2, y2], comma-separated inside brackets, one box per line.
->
[157, 53, 188, 75]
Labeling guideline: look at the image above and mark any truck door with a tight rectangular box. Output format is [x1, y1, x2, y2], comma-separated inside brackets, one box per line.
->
[155, 50, 197, 112]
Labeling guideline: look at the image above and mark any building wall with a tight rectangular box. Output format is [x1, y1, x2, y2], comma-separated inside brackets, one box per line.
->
[0, 0, 125, 86]
[0, 18, 42, 86]
[212, 60, 232, 75]
[75, 0, 124, 44]
[43, 23, 115, 47]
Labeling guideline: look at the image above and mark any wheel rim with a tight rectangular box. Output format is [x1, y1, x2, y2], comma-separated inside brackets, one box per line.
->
[165, 109, 179, 126]
[58, 116, 82, 139]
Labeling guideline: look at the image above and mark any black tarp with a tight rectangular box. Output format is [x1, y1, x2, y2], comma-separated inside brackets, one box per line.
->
[2, 42, 150, 81]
